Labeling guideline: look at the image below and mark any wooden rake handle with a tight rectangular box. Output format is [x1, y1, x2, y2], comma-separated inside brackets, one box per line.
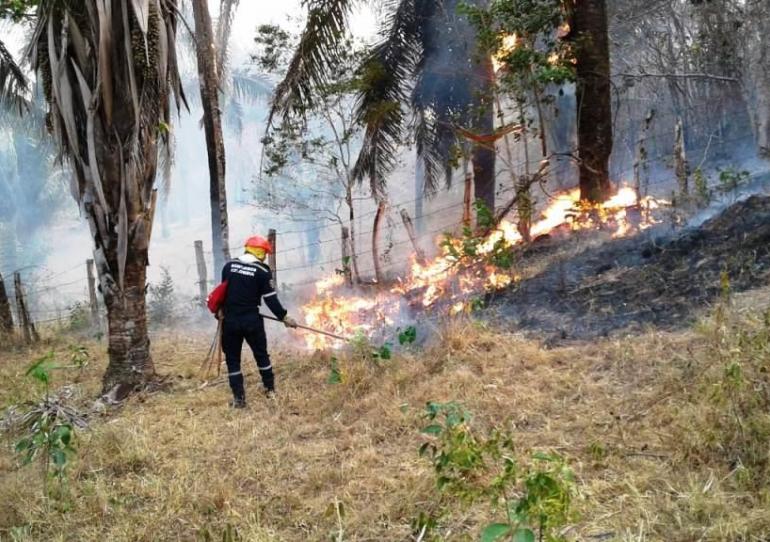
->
[260, 313, 350, 342]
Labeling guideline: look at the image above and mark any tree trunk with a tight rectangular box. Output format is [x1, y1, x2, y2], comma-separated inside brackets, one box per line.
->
[674, 118, 689, 197]
[569, 0, 613, 203]
[463, 160, 473, 228]
[471, 56, 497, 212]
[372, 200, 386, 284]
[194, 240, 209, 306]
[346, 191, 361, 284]
[102, 258, 153, 393]
[742, 2, 770, 158]
[341, 226, 353, 287]
[0, 272, 14, 335]
[192, 0, 231, 273]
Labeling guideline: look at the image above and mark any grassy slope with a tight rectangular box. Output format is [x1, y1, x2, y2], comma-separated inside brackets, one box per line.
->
[1, 292, 770, 541]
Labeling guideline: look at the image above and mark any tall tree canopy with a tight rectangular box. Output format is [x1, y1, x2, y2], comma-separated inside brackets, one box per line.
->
[269, 0, 499, 210]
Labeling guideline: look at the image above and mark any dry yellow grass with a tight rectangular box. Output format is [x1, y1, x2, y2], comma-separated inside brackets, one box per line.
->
[1, 294, 770, 541]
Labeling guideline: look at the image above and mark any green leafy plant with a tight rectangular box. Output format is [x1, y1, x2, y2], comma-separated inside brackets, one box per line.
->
[470, 297, 486, 312]
[398, 325, 417, 345]
[440, 205, 517, 272]
[373, 343, 392, 361]
[349, 331, 392, 364]
[419, 402, 576, 541]
[717, 167, 751, 197]
[10, 355, 80, 498]
[475, 199, 496, 231]
[327, 356, 343, 385]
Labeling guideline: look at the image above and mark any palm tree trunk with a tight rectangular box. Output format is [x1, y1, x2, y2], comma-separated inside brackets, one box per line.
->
[192, 0, 231, 272]
[372, 200, 386, 284]
[472, 56, 497, 213]
[28, 0, 184, 397]
[102, 257, 153, 393]
[569, 0, 613, 203]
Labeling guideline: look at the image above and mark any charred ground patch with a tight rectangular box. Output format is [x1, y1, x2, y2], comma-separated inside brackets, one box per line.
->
[497, 194, 770, 341]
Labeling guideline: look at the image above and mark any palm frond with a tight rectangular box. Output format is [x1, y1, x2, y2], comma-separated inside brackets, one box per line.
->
[412, 106, 454, 193]
[28, 0, 184, 296]
[214, 0, 240, 80]
[0, 38, 29, 114]
[230, 70, 273, 104]
[351, 0, 427, 197]
[267, 0, 356, 126]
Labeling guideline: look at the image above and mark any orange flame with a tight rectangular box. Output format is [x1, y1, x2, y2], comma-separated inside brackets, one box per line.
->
[297, 186, 666, 348]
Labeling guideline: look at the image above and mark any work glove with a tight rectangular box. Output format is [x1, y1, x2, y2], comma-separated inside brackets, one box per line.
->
[283, 316, 298, 329]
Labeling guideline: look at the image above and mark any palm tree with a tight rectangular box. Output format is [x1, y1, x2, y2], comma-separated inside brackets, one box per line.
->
[268, 0, 498, 211]
[27, 0, 185, 394]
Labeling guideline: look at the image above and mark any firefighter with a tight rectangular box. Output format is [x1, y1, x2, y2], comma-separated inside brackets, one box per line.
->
[220, 235, 297, 408]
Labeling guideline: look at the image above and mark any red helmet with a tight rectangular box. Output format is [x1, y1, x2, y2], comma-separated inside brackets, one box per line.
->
[244, 235, 273, 254]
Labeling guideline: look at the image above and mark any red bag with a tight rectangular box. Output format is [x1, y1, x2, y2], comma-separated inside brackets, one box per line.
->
[207, 281, 228, 314]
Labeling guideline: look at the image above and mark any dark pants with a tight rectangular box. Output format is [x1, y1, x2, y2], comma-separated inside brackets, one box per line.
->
[222, 315, 275, 400]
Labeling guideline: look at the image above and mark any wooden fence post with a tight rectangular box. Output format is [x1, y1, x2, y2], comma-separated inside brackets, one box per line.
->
[341, 226, 353, 287]
[268, 229, 277, 285]
[194, 240, 208, 306]
[86, 259, 100, 329]
[0, 272, 13, 335]
[13, 272, 38, 344]
[400, 209, 426, 265]
[372, 200, 386, 284]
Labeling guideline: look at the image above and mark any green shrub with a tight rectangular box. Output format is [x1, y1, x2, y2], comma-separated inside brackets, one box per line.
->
[417, 402, 576, 541]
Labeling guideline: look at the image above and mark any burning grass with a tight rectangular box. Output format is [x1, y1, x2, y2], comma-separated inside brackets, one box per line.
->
[299, 187, 666, 349]
[1, 288, 770, 540]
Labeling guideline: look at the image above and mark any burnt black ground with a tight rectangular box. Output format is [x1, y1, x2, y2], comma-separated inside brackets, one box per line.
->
[494, 194, 770, 343]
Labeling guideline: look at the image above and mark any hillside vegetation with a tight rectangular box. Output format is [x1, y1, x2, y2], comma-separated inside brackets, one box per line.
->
[2, 286, 770, 541]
